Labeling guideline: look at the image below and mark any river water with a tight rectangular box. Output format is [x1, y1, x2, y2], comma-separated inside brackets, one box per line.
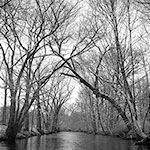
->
[0, 132, 149, 150]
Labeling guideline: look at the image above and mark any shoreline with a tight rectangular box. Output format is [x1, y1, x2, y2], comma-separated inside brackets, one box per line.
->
[0, 129, 55, 142]
[0, 129, 149, 146]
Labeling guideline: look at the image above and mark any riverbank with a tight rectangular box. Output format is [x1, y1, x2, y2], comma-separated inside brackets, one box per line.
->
[0, 130, 55, 142]
[0, 125, 149, 146]
[60, 129, 150, 146]
[1, 131, 148, 150]
[0, 125, 54, 142]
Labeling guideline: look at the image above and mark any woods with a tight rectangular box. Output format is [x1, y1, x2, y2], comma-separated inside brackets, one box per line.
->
[0, 0, 150, 145]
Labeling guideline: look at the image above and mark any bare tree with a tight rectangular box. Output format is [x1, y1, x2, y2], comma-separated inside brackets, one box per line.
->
[40, 73, 73, 132]
[0, 0, 12, 8]
[0, 0, 79, 141]
[53, 0, 150, 140]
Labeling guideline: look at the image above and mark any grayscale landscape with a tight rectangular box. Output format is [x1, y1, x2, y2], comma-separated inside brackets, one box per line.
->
[0, 0, 149, 149]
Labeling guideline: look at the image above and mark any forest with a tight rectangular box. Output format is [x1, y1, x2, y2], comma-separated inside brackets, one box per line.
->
[0, 0, 150, 145]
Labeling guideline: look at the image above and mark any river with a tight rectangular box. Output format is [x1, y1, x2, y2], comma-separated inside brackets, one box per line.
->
[0, 132, 149, 150]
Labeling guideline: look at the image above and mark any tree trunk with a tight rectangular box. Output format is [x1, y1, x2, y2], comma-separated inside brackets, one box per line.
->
[91, 110, 97, 134]
[89, 95, 97, 134]
[24, 113, 29, 131]
[6, 122, 20, 142]
[24, 90, 30, 131]
[51, 110, 59, 133]
[71, 73, 132, 131]
[24, 61, 31, 131]
[128, 99, 148, 139]
[37, 98, 42, 132]
[96, 99, 106, 133]
[100, 94, 132, 130]
[2, 83, 7, 125]
[31, 110, 34, 130]
[6, 93, 17, 137]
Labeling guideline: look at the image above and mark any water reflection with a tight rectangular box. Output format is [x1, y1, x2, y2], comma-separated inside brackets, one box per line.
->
[0, 132, 149, 150]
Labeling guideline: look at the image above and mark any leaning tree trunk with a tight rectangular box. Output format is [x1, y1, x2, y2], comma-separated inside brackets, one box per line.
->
[67, 65, 146, 137]
[102, 94, 148, 139]
[100, 94, 132, 131]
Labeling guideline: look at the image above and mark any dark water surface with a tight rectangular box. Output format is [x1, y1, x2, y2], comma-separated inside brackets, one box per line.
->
[0, 132, 149, 150]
